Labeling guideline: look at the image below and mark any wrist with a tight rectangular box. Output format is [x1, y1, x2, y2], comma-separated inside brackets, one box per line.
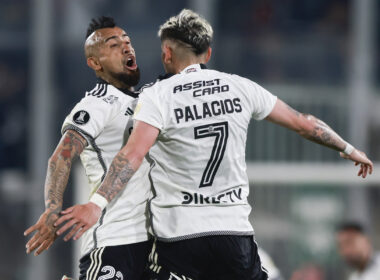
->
[343, 142, 355, 155]
[89, 193, 108, 210]
[45, 206, 62, 213]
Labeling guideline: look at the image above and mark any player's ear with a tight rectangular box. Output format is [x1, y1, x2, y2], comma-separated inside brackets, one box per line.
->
[162, 43, 172, 64]
[87, 57, 102, 71]
[204, 47, 212, 63]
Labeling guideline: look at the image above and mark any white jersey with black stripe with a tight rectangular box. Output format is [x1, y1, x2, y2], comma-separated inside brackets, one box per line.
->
[134, 64, 277, 241]
[61, 79, 150, 256]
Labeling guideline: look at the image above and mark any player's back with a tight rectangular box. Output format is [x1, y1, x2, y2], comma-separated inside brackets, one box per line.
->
[135, 64, 277, 241]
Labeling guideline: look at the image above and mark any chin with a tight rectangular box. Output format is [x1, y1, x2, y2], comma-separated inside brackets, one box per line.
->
[113, 67, 141, 87]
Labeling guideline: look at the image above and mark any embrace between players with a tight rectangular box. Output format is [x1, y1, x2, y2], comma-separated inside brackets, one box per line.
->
[24, 9, 373, 280]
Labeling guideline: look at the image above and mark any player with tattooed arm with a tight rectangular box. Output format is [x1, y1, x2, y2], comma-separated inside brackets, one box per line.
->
[24, 17, 151, 280]
[55, 9, 373, 280]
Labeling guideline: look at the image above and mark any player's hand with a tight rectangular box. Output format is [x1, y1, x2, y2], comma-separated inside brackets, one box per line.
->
[340, 149, 373, 178]
[24, 209, 59, 256]
[54, 202, 102, 242]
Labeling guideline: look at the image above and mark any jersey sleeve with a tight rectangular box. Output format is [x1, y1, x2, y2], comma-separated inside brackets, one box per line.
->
[133, 87, 164, 130]
[239, 76, 277, 120]
[61, 95, 120, 139]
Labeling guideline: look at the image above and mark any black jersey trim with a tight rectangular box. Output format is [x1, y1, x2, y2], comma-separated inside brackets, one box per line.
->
[87, 83, 108, 98]
[62, 125, 108, 249]
[156, 230, 255, 242]
[93, 209, 106, 249]
[62, 125, 107, 181]
[88, 84, 100, 95]
[200, 63, 208, 69]
[145, 153, 159, 238]
[137, 73, 175, 94]
[157, 73, 175, 81]
[136, 82, 156, 94]
[96, 77, 139, 98]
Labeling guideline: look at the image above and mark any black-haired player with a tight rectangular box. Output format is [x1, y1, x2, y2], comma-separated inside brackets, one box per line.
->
[25, 16, 151, 280]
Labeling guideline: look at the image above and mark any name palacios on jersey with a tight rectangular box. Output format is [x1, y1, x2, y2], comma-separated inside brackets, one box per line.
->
[181, 187, 243, 205]
[172, 78, 242, 124]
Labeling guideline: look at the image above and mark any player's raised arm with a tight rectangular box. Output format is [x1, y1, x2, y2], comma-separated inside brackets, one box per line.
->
[54, 121, 159, 241]
[24, 130, 87, 256]
[265, 99, 373, 178]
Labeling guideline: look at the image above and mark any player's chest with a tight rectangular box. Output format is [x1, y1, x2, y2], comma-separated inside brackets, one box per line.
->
[106, 99, 137, 145]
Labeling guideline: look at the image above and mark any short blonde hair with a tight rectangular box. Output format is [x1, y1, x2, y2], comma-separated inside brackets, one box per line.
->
[158, 9, 213, 55]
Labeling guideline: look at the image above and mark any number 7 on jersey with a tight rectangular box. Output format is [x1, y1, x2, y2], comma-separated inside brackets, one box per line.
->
[194, 121, 229, 188]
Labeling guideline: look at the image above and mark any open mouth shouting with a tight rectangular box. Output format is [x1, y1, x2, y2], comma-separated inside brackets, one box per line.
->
[124, 55, 137, 71]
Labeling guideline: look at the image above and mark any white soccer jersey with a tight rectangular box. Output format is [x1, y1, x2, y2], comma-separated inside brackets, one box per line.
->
[349, 253, 380, 280]
[62, 79, 151, 256]
[134, 64, 277, 241]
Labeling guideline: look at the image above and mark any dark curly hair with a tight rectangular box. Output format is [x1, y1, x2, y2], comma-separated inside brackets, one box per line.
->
[86, 16, 116, 39]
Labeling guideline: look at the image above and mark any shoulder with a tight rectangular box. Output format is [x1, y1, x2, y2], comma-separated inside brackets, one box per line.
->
[138, 74, 176, 99]
[81, 82, 130, 107]
[85, 81, 109, 98]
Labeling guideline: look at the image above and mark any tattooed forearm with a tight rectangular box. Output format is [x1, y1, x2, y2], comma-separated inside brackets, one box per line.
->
[301, 114, 346, 152]
[44, 130, 87, 220]
[97, 153, 137, 202]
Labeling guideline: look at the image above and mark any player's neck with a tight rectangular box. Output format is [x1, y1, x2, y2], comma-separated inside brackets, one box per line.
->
[172, 62, 198, 74]
[98, 75, 132, 91]
[173, 56, 206, 74]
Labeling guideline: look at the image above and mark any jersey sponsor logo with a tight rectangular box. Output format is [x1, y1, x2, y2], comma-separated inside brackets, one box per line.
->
[181, 187, 243, 205]
[193, 84, 229, 97]
[174, 98, 242, 124]
[102, 95, 118, 104]
[73, 110, 90, 125]
[173, 79, 230, 98]
[173, 79, 221, 94]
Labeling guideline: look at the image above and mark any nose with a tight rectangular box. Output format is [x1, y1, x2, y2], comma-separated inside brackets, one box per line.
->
[122, 43, 132, 54]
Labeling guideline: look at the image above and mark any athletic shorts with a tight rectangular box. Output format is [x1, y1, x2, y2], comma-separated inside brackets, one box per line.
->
[79, 240, 152, 280]
[148, 235, 268, 280]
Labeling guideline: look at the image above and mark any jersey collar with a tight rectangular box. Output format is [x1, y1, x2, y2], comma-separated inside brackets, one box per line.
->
[96, 77, 139, 98]
[180, 63, 208, 74]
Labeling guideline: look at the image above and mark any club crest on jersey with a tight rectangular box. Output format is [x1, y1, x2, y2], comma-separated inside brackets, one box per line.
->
[73, 110, 90, 125]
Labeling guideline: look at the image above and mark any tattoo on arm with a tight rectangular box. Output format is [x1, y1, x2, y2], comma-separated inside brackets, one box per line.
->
[44, 130, 87, 223]
[285, 103, 346, 151]
[97, 153, 137, 202]
[302, 114, 346, 152]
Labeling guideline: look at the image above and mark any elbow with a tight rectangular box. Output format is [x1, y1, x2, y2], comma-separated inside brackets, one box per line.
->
[47, 154, 57, 166]
[120, 149, 145, 169]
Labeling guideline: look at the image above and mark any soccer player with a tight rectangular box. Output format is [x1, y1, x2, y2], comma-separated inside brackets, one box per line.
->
[336, 222, 380, 280]
[55, 9, 373, 280]
[24, 17, 152, 280]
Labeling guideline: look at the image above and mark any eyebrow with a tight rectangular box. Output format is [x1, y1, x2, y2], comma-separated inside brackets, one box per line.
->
[105, 34, 129, 43]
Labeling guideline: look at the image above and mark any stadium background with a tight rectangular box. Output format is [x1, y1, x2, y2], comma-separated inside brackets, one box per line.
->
[0, 0, 379, 279]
